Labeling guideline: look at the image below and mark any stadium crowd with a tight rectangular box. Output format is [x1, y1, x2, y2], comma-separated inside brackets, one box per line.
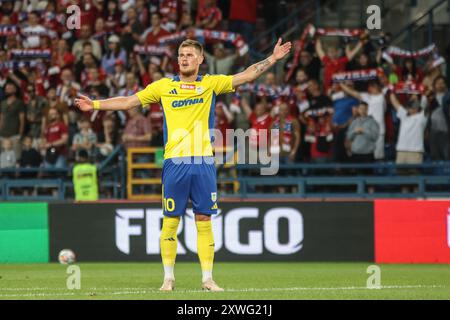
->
[0, 0, 450, 180]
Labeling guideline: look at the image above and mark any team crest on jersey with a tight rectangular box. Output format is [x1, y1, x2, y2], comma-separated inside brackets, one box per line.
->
[211, 192, 217, 202]
[196, 86, 204, 94]
[180, 84, 195, 90]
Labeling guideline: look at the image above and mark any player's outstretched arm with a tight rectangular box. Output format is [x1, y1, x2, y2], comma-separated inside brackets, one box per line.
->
[74, 94, 141, 112]
[232, 38, 292, 88]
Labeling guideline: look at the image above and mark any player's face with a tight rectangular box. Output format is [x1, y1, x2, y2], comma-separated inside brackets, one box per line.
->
[178, 46, 203, 77]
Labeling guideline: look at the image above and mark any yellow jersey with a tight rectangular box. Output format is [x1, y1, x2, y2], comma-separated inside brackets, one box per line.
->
[136, 74, 234, 159]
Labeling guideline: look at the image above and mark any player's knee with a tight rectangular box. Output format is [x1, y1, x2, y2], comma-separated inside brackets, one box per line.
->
[195, 214, 211, 221]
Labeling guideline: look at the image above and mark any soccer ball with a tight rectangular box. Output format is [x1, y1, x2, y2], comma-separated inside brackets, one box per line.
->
[58, 249, 76, 265]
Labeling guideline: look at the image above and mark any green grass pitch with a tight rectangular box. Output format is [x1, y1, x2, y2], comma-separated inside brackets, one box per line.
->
[0, 262, 449, 300]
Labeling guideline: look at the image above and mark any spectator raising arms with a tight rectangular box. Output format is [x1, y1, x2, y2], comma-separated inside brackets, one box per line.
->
[390, 93, 427, 165]
[240, 97, 273, 163]
[340, 80, 386, 160]
[315, 37, 363, 93]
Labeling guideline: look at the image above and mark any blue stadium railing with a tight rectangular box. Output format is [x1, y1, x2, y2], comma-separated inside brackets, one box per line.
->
[0, 146, 126, 201]
[218, 161, 450, 199]
[2, 156, 450, 200]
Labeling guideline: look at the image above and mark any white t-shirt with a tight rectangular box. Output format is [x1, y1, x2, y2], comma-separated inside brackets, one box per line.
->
[396, 107, 427, 152]
[360, 93, 386, 134]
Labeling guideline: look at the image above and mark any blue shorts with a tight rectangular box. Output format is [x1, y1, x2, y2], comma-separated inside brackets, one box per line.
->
[162, 156, 218, 217]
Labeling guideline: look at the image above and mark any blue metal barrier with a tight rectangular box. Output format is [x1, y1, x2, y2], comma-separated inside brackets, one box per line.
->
[0, 146, 125, 201]
[1, 157, 450, 200]
[218, 161, 450, 199]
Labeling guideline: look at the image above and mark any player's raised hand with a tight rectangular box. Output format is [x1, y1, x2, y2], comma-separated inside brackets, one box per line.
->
[74, 94, 94, 112]
[272, 38, 292, 61]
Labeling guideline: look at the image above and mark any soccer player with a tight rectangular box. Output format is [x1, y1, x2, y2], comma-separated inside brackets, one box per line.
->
[74, 38, 291, 292]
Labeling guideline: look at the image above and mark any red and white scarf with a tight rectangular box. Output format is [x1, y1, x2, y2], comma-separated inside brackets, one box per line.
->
[389, 82, 424, 95]
[158, 28, 249, 56]
[313, 27, 363, 38]
[332, 68, 382, 83]
[133, 45, 171, 57]
[10, 49, 52, 60]
[385, 44, 436, 58]
[0, 24, 19, 36]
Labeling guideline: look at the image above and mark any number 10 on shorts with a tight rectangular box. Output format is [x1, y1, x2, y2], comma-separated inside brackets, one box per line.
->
[164, 197, 175, 212]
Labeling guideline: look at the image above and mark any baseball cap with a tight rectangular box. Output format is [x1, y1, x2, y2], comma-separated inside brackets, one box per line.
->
[108, 34, 120, 43]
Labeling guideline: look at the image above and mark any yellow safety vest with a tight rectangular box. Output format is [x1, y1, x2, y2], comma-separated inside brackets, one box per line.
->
[72, 163, 99, 201]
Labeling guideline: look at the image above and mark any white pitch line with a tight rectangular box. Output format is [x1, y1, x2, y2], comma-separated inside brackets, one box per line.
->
[0, 285, 444, 298]
[0, 292, 76, 298]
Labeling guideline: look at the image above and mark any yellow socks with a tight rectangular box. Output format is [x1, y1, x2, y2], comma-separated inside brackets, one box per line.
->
[161, 217, 215, 283]
[196, 220, 215, 282]
[160, 216, 180, 280]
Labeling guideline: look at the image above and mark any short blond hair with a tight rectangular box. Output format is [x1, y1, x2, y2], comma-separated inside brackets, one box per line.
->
[179, 39, 203, 55]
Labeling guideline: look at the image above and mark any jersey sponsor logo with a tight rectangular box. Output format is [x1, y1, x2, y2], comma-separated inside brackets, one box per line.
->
[172, 98, 204, 108]
[180, 84, 195, 90]
[169, 89, 178, 94]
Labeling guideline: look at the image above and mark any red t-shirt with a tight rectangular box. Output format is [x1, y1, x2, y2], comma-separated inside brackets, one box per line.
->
[53, 51, 76, 69]
[322, 56, 349, 92]
[0, 12, 19, 25]
[272, 114, 295, 153]
[214, 115, 232, 147]
[145, 27, 170, 45]
[307, 116, 333, 159]
[147, 103, 164, 133]
[159, 0, 181, 22]
[141, 73, 152, 87]
[196, 6, 222, 28]
[45, 121, 68, 155]
[249, 112, 272, 148]
[229, 0, 258, 24]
